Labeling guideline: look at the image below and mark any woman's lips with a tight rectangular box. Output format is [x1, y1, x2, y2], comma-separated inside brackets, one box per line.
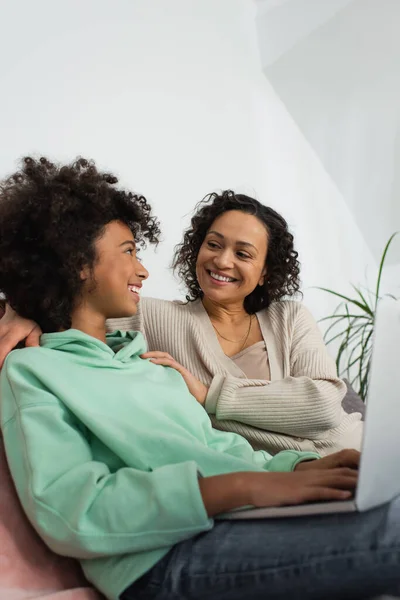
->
[206, 270, 237, 286]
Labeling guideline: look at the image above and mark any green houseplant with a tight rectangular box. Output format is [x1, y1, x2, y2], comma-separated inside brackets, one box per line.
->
[317, 232, 399, 401]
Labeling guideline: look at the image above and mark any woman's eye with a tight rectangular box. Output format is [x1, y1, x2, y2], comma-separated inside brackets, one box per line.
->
[237, 251, 250, 259]
[207, 241, 220, 249]
[125, 248, 134, 255]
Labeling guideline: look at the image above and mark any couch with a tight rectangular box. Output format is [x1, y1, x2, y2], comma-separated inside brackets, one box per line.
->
[0, 435, 103, 600]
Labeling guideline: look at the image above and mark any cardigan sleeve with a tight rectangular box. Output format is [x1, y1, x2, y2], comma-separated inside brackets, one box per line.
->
[205, 304, 346, 439]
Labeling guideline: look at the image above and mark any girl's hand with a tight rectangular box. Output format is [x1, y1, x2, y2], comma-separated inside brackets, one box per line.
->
[0, 304, 42, 368]
[199, 468, 358, 517]
[248, 467, 358, 508]
[295, 449, 360, 472]
[141, 351, 208, 406]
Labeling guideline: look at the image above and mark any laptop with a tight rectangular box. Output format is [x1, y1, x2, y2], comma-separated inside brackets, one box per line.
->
[217, 297, 400, 520]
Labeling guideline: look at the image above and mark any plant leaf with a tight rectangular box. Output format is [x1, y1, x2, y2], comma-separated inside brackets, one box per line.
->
[325, 320, 366, 348]
[333, 324, 366, 375]
[351, 285, 373, 316]
[317, 232, 398, 399]
[319, 314, 370, 322]
[356, 327, 374, 400]
[375, 232, 399, 310]
[315, 287, 373, 316]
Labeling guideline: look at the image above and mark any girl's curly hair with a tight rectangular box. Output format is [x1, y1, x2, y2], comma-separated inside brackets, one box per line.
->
[0, 156, 160, 332]
[172, 190, 301, 314]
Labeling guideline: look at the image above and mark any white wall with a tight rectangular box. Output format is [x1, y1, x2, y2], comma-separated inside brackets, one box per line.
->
[252, 75, 378, 321]
[256, 0, 354, 67]
[260, 0, 400, 268]
[0, 0, 263, 300]
[0, 0, 377, 326]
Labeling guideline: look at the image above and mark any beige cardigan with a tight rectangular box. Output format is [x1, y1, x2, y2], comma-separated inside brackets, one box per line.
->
[107, 298, 362, 456]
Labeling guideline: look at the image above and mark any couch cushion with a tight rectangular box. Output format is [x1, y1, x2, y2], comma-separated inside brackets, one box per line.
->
[0, 435, 102, 600]
[342, 379, 366, 419]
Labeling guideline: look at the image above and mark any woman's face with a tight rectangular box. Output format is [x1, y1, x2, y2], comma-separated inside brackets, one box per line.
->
[80, 220, 149, 319]
[196, 210, 268, 307]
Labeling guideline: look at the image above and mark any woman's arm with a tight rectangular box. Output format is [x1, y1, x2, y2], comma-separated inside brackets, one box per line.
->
[144, 304, 346, 439]
[205, 304, 346, 438]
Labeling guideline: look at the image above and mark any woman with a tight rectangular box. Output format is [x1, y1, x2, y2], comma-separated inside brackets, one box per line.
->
[0, 191, 362, 455]
[0, 156, 399, 600]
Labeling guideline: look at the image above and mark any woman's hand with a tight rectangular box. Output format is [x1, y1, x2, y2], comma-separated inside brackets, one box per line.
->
[141, 351, 208, 406]
[295, 449, 360, 472]
[0, 305, 42, 368]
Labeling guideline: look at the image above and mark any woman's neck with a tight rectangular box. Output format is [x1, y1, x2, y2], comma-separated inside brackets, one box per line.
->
[202, 296, 248, 324]
[70, 306, 107, 343]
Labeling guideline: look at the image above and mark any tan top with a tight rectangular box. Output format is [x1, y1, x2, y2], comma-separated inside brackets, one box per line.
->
[107, 298, 362, 456]
[230, 341, 271, 381]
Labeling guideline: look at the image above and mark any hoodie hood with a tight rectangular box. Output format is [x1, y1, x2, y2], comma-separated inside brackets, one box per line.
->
[40, 329, 147, 363]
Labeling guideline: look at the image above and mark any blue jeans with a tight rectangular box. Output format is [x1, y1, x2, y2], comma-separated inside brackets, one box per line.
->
[121, 496, 400, 600]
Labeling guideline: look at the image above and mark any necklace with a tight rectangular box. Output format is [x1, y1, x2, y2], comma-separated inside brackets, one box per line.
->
[212, 315, 253, 350]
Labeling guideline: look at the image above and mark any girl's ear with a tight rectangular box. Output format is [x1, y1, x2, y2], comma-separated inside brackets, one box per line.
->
[80, 265, 90, 281]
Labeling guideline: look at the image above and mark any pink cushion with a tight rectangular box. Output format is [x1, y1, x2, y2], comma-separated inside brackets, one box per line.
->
[0, 436, 103, 600]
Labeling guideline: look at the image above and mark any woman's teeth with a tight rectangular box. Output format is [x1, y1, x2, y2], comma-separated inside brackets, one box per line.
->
[209, 271, 235, 283]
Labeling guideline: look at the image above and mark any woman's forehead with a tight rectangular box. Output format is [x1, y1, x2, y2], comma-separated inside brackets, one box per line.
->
[208, 211, 268, 246]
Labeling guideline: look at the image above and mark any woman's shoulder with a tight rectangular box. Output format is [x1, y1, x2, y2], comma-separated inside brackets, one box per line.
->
[141, 296, 193, 313]
[258, 300, 316, 328]
[259, 299, 306, 318]
[140, 297, 197, 345]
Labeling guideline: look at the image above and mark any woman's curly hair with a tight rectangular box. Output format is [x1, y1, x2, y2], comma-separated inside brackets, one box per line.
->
[173, 190, 301, 313]
[0, 156, 160, 332]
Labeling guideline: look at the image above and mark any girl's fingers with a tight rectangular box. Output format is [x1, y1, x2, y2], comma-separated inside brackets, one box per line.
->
[305, 487, 353, 502]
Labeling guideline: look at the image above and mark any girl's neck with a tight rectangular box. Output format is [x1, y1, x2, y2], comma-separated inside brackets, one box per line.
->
[70, 306, 107, 343]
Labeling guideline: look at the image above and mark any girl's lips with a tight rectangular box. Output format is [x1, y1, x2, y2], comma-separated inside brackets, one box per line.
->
[128, 285, 141, 302]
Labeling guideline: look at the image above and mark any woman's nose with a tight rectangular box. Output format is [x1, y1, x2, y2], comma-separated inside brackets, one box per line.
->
[214, 250, 234, 269]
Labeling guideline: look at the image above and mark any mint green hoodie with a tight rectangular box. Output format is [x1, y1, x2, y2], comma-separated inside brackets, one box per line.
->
[0, 330, 318, 600]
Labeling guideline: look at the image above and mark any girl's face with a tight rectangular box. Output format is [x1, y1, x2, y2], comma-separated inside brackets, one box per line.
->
[80, 220, 148, 319]
[195, 210, 268, 307]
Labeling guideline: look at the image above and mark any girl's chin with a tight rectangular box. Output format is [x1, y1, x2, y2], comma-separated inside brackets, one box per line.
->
[116, 299, 140, 317]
